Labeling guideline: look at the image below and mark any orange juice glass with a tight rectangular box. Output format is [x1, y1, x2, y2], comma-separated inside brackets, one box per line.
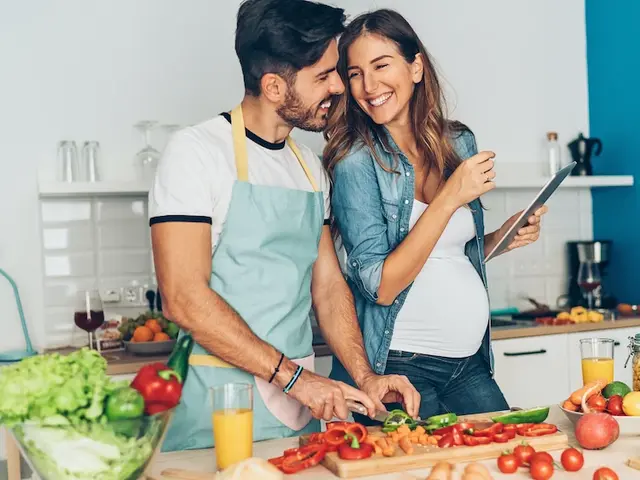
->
[211, 383, 253, 471]
[580, 338, 614, 385]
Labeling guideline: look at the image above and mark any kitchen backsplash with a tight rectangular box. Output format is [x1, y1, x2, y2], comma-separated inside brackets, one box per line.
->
[38, 188, 591, 348]
[40, 197, 154, 348]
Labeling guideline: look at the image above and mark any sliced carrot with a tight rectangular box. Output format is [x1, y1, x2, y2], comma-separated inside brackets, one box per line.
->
[396, 425, 411, 436]
[409, 433, 420, 443]
[427, 436, 438, 445]
[414, 425, 426, 435]
[418, 434, 429, 445]
[399, 435, 414, 455]
[363, 437, 382, 455]
[389, 431, 399, 443]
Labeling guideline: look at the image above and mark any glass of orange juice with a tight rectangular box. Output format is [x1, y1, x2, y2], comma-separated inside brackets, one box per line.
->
[580, 338, 614, 385]
[211, 383, 253, 471]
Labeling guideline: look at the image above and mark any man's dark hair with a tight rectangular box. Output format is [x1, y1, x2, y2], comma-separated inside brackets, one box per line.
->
[235, 0, 346, 96]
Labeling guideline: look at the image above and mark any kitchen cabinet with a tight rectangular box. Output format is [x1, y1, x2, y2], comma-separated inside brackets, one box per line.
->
[567, 327, 638, 392]
[492, 334, 570, 409]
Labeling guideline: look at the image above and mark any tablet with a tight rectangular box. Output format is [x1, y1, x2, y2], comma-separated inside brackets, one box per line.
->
[483, 161, 576, 263]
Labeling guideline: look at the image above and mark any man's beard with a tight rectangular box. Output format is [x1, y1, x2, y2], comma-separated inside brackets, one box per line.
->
[276, 87, 328, 133]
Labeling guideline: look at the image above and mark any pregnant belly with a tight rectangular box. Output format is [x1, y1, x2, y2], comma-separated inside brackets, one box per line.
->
[390, 257, 490, 357]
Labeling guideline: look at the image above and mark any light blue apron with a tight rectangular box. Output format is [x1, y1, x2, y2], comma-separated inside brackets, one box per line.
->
[162, 105, 323, 452]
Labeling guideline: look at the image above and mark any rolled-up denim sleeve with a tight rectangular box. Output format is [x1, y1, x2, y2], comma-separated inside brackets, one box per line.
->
[332, 151, 391, 304]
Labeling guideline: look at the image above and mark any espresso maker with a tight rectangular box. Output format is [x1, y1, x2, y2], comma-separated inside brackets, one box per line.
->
[565, 240, 616, 309]
[567, 133, 603, 176]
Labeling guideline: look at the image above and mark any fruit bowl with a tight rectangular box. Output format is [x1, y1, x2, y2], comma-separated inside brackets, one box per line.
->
[8, 409, 174, 480]
[124, 339, 176, 355]
[559, 404, 640, 436]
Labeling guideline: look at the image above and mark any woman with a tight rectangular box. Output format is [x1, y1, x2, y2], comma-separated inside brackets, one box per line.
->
[323, 9, 548, 421]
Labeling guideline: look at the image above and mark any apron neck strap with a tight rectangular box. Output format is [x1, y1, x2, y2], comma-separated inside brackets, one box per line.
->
[230, 105, 320, 192]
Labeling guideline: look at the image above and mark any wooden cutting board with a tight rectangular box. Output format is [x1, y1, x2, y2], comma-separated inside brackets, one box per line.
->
[300, 411, 569, 479]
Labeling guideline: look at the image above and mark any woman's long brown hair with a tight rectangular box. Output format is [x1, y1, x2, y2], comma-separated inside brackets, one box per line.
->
[323, 9, 468, 180]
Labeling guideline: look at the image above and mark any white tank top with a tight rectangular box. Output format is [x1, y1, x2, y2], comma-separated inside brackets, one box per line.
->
[389, 200, 489, 357]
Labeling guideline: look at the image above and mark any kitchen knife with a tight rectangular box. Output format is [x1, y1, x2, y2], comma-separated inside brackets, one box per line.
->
[346, 399, 388, 422]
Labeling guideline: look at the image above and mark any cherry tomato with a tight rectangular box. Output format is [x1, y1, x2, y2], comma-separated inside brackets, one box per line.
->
[530, 458, 554, 480]
[593, 467, 619, 480]
[497, 453, 519, 474]
[513, 444, 535, 465]
[560, 447, 584, 472]
[530, 451, 554, 465]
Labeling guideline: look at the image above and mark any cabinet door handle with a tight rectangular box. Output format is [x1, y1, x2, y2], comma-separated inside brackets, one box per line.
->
[614, 341, 621, 347]
[504, 349, 547, 357]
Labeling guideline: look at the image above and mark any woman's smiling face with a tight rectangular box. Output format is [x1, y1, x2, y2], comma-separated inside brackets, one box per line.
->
[346, 33, 423, 127]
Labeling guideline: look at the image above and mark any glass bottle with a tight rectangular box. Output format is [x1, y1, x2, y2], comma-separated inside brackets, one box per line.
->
[546, 131, 561, 176]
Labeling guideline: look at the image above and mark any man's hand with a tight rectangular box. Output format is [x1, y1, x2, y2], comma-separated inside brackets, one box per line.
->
[359, 373, 421, 418]
[288, 370, 377, 421]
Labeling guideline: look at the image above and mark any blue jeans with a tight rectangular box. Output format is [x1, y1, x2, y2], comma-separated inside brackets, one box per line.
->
[353, 348, 509, 426]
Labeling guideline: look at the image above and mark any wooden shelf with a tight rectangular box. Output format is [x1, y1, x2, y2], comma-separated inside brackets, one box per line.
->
[38, 180, 151, 197]
[495, 175, 634, 189]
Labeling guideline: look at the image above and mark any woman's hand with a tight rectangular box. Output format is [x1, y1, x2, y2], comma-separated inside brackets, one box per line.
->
[435, 151, 496, 212]
[485, 206, 549, 257]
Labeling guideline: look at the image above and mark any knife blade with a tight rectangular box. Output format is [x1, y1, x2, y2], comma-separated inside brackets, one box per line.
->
[346, 400, 388, 423]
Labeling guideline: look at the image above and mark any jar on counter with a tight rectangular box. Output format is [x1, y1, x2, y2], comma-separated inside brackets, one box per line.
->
[625, 334, 640, 391]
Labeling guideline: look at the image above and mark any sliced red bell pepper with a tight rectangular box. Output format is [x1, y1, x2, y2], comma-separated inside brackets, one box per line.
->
[473, 423, 504, 437]
[325, 427, 349, 446]
[517, 423, 558, 437]
[345, 423, 368, 443]
[280, 443, 327, 474]
[493, 432, 511, 443]
[130, 362, 182, 414]
[463, 434, 492, 446]
[267, 455, 286, 469]
[438, 433, 454, 448]
[433, 422, 475, 436]
[451, 427, 464, 446]
[503, 424, 518, 436]
[338, 433, 374, 460]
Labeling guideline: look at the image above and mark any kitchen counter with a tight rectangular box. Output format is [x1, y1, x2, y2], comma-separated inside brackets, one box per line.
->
[148, 405, 640, 479]
[490, 316, 640, 340]
[46, 318, 640, 376]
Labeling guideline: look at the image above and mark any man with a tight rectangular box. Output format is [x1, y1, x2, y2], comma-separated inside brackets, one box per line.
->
[150, 0, 420, 452]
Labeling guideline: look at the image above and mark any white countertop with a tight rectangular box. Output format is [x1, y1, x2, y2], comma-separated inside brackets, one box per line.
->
[149, 406, 640, 479]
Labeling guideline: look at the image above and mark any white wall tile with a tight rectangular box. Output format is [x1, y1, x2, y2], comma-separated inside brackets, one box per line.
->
[42, 223, 93, 251]
[41, 200, 92, 223]
[44, 252, 95, 277]
[98, 250, 151, 276]
[97, 220, 149, 249]
[43, 278, 97, 308]
[96, 199, 146, 222]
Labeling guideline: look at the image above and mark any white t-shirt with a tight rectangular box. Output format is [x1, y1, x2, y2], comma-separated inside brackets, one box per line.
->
[148, 113, 331, 250]
[389, 200, 489, 357]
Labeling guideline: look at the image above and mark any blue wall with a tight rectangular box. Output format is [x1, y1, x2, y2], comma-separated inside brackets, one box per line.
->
[587, 0, 640, 304]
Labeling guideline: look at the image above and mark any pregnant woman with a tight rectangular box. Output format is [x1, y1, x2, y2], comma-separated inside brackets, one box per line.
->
[323, 9, 548, 421]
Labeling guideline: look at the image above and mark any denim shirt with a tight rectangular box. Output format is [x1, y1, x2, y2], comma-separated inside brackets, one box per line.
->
[329, 127, 494, 386]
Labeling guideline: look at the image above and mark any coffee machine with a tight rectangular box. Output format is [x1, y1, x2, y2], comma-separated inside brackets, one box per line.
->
[567, 133, 603, 176]
[565, 240, 616, 308]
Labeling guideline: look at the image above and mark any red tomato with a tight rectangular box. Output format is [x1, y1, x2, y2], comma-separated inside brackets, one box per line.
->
[606, 395, 625, 416]
[497, 453, 519, 474]
[530, 451, 554, 465]
[530, 458, 554, 480]
[593, 467, 619, 480]
[513, 444, 536, 465]
[560, 447, 584, 472]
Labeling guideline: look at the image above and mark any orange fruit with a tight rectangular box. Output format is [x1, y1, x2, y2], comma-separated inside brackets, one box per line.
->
[145, 319, 162, 334]
[153, 332, 170, 342]
[133, 326, 154, 342]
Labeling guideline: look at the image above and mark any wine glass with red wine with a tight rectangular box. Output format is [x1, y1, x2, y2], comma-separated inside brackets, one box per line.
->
[74, 290, 105, 350]
[577, 261, 601, 310]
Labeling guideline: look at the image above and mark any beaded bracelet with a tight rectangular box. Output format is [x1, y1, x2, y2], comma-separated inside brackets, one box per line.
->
[268, 353, 285, 384]
[283, 365, 304, 394]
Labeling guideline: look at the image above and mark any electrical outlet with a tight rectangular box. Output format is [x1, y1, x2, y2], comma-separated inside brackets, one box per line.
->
[100, 289, 121, 303]
[122, 286, 139, 304]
